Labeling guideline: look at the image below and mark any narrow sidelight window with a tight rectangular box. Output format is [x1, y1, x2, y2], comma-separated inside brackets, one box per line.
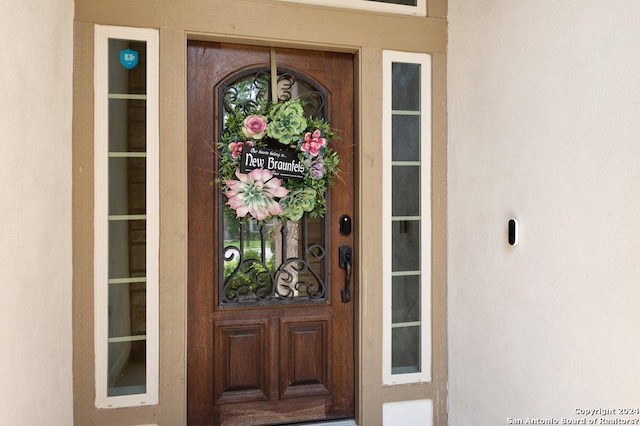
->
[94, 25, 159, 408]
[382, 51, 432, 385]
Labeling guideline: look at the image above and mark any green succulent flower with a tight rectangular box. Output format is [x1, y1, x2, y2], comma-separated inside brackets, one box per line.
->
[267, 100, 308, 146]
[280, 188, 317, 221]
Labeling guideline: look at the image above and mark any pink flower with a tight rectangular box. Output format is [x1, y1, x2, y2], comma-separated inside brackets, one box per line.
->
[224, 168, 290, 221]
[228, 140, 253, 159]
[308, 159, 325, 180]
[242, 115, 268, 139]
[300, 129, 326, 157]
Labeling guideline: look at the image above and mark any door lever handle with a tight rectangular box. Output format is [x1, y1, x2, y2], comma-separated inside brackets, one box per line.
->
[339, 245, 352, 303]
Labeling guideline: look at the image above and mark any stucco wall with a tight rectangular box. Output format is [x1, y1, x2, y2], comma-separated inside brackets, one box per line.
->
[448, 1, 640, 424]
[0, 0, 74, 424]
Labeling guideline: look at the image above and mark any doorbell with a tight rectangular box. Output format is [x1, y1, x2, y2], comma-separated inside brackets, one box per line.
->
[508, 218, 518, 246]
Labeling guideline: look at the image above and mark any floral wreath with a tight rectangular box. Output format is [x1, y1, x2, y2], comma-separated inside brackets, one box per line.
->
[217, 98, 339, 222]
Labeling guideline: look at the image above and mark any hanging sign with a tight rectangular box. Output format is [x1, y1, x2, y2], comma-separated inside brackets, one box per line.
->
[240, 146, 305, 180]
[120, 49, 139, 70]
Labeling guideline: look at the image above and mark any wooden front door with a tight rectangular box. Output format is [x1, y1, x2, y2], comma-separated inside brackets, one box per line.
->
[187, 41, 355, 425]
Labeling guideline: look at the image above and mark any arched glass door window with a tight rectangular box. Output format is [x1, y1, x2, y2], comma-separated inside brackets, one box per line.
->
[217, 69, 330, 306]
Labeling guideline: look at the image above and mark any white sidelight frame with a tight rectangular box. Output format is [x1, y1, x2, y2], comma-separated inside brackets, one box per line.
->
[275, 0, 426, 17]
[94, 24, 159, 408]
[382, 50, 432, 385]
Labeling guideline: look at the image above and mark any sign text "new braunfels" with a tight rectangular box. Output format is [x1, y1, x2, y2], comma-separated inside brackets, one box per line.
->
[240, 147, 305, 180]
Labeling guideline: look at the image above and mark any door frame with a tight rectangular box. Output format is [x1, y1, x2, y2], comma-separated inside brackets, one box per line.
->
[73, 18, 448, 424]
[171, 35, 447, 425]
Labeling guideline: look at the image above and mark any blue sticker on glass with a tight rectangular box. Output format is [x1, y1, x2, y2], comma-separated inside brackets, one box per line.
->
[120, 49, 138, 70]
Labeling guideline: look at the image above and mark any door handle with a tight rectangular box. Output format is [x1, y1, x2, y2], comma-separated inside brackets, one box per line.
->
[339, 245, 352, 303]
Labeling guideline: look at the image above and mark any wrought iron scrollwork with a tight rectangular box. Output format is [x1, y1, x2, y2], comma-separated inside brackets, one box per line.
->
[277, 73, 296, 101]
[222, 71, 271, 115]
[221, 218, 327, 305]
[220, 68, 327, 119]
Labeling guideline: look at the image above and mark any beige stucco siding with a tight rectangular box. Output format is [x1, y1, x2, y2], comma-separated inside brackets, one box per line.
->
[1, 0, 74, 424]
[449, 1, 640, 423]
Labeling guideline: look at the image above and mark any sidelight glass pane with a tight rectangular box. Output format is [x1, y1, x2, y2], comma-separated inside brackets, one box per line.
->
[105, 35, 149, 398]
[392, 63, 420, 111]
[391, 220, 421, 272]
[96, 25, 158, 408]
[109, 99, 147, 152]
[391, 165, 420, 217]
[107, 36, 149, 399]
[384, 51, 431, 385]
[392, 326, 421, 374]
[392, 114, 420, 162]
[108, 282, 147, 338]
[107, 341, 147, 396]
[108, 39, 146, 95]
[108, 158, 147, 216]
[392, 275, 421, 323]
[108, 220, 146, 278]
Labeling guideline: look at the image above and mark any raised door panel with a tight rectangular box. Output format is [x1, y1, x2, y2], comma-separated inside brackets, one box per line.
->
[280, 315, 331, 399]
[214, 319, 269, 403]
